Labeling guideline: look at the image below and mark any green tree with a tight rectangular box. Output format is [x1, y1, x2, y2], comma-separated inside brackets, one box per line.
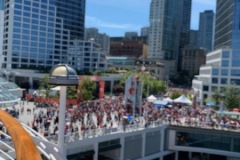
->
[38, 75, 52, 97]
[67, 86, 78, 99]
[223, 85, 240, 110]
[78, 77, 96, 101]
[149, 79, 167, 96]
[170, 91, 181, 100]
[212, 88, 222, 106]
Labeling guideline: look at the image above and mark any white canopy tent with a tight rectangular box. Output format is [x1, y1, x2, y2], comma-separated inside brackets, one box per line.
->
[174, 95, 192, 104]
[163, 97, 173, 103]
[147, 95, 157, 102]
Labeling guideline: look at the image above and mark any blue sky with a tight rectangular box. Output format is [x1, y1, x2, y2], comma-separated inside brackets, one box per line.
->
[85, 0, 216, 37]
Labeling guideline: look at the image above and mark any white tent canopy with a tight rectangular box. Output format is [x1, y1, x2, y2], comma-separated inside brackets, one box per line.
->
[174, 95, 192, 104]
[163, 97, 173, 103]
[147, 95, 157, 102]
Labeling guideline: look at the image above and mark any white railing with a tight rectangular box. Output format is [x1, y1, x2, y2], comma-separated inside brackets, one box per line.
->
[44, 120, 164, 143]
[42, 118, 240, 144]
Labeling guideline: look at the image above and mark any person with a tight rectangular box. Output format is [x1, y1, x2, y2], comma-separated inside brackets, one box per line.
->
[122, 118, 128, 132]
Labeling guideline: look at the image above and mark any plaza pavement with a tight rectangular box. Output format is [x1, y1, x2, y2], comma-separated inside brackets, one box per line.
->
[11, 101, 46, 125]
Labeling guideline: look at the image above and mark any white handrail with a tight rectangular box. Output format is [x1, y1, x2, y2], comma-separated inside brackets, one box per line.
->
[0, 149, 15, 160]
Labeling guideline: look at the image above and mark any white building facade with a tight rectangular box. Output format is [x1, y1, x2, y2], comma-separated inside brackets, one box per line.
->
[192, 0, 240, 105]
[192, 47, 236, 105]
[67, 40, 107, 72]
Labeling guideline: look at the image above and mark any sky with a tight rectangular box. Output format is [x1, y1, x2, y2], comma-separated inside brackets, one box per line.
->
[85, 0, 216, 37]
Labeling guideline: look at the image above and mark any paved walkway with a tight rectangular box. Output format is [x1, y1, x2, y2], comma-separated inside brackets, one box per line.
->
[10, 101, 46, 125]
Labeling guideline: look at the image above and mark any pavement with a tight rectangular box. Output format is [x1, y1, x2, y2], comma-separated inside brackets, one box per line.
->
[5, 101, 46, 125]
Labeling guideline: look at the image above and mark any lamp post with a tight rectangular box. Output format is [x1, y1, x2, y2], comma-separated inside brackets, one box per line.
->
[48, 64, 78, 160]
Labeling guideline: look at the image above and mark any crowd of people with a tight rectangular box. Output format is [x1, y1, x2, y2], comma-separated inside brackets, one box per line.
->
[1, 95, 240, 142]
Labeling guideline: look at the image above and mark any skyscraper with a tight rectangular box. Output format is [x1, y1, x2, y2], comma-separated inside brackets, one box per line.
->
[198, 10, 214, 51]
[214, 0, 240, 50]
[2, 0, 85, 70]
[141, 27, 149, 37]
[148, 0, 191, 73]
[85, 28, 110, 53]
[0, 0, 4, 68]
[189, 30, 199, 48]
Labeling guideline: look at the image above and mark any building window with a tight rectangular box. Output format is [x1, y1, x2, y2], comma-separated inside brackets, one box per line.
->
[232, 59, 240, 67]
[230, 79, 240, 85]
[221, 60, 229, 67]
[212, 78, 218, 84]
[203, 85, 209, 91]
[221, 69, 228, 76]
[221, 78, 227, 84]
[212, 69, 219, 75]
[231, 69, 240, 76]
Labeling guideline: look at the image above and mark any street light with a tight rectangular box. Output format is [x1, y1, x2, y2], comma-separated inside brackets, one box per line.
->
[48, 64, 78, 160]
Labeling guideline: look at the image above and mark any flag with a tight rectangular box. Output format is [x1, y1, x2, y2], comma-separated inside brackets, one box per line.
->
[124, 76, 136, 104]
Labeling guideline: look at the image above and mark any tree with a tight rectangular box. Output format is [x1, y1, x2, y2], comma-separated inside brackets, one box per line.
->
[212, 88, 222, 106]
[78, 77, 96, 101]
[38, 75, 52, 97]
[223, 85, 240, 110]
[149, 80, 167, 96]
[67, 86, 78, 99]
[170, 91, 181, 100]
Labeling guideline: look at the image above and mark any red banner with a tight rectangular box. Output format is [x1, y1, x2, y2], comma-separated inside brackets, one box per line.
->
[98, 81, 105, 98]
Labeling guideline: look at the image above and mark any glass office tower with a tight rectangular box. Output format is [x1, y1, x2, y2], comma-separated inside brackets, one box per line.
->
[214, 0, 240, 66]
[198, 10, 214, 52]
[2, 0, 85, 70]
[148, 0, 191, 60]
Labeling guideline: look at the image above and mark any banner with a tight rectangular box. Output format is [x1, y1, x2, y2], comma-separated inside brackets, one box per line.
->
[98, 81, 105, 98]
[124, 76, 136, 104]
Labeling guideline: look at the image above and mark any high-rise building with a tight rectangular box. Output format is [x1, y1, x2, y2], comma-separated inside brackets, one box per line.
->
[141, 27, 149, 37]
[148, 0, 191, 75]
[214, 0, 240, 51]
[189, 30, 199, 48]
[0, 1, 4, 68]
[85, 28, 110, 53]
[181, 48, 206, 78]
[198, 10, 215, 51]
[2, 0, 85, 70]
[192, 0, 240, 105]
